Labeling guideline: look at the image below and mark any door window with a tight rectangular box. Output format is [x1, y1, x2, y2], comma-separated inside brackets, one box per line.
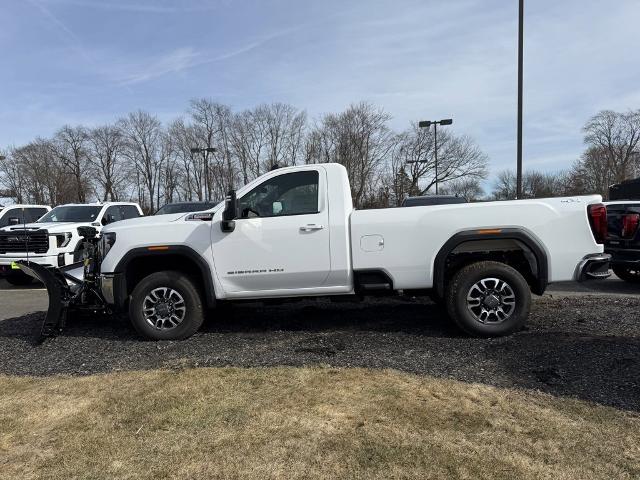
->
[238, 171, 319, 218]
[26, 208, 48, 223]
[121, 205, 141, 219]
[103, 206, 123, 225]
[0, 208, 23, 227]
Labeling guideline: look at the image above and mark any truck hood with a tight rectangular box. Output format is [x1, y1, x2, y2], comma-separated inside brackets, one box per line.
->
[102, 213, 188, 233]
[0, 221, 93, 233]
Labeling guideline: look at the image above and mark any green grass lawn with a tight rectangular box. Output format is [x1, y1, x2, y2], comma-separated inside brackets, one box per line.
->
[1, 367, 639, 479]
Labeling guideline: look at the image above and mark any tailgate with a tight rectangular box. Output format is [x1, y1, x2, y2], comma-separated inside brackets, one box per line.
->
[606, 203, 640, 246]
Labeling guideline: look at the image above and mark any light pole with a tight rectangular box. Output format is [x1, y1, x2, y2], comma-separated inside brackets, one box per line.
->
[516, 0, 524, 199]
[190, 147, 216, 201]
[408, 119, 453, 194]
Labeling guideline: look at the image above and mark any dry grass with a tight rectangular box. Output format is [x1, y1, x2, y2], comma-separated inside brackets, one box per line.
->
[0, 367, 638, 480]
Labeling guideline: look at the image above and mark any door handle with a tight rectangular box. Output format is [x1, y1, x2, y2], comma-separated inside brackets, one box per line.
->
[300, 224, 324, 232]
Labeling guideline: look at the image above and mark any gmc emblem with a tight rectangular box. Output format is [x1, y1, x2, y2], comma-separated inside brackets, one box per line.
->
[7, 236, 26, 243]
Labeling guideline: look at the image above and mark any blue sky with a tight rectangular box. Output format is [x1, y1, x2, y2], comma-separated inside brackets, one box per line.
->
[1, 0, 639, 178]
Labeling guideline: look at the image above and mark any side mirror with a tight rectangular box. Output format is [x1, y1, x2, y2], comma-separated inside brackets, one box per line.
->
[8, 217, 20, 225]
[102, 214, 115, 225]
[221, 189, 237, 232]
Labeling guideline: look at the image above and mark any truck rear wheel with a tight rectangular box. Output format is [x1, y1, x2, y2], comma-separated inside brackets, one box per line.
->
[445, 261, 531, 337]
[128, 271, 204, 340]
[612, 266, 640, 284]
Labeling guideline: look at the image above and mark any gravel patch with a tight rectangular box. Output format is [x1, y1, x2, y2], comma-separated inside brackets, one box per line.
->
[0, 295, 638, 411]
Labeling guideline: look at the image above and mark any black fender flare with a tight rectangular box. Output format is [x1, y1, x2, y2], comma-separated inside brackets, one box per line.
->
[433, 228, 549, 296]
[111, 245, 216, 310]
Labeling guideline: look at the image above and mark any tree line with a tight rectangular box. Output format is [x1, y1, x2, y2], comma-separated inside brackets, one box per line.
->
[1, 101, 638, 212]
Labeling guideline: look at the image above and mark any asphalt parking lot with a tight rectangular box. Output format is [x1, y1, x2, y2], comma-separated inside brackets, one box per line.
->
[0, 276, 638, 411]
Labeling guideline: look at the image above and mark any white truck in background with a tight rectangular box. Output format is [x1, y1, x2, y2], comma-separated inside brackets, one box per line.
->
[17, 164, 610, 340]
[0, 202, 142, 285]
[0, 204, 51, 284]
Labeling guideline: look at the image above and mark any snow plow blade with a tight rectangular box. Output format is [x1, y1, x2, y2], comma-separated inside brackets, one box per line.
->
[16, 261, 79, 339]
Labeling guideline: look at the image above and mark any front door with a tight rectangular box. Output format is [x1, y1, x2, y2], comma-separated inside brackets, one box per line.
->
[211, 167, 331, 295]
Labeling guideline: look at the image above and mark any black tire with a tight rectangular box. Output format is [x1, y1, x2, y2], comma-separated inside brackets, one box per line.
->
[445, 261, 531, 337]
[5, 271, 34, 286]
[128, 271, 204, 340]
[612, 266, 640, 284]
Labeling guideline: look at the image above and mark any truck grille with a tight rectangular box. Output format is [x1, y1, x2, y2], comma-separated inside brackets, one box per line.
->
[0, 229, 50, 254]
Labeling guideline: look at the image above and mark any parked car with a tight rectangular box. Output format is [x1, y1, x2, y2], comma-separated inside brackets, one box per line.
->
[23, 163, 609, 340]
[0, 204, 51, 283]
[155, 201, 217, 216]
[401, 195, 467, 207]
[605, 200, 640, 283]
[609, 177, 640, 201]
[0, 204, 50, 227]
[0, 202, 142, 285]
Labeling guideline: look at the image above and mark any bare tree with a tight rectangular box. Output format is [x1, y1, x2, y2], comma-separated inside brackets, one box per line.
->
[491, 169, 570, 200]
[307, 102, 393, 208]
[88, 124, 127, 201]
[53, 125, 91, 202]
[119, 111, 164, 213]
[230, 108, 267, 183]
[571, 110, 640, 197]
[0, 149, 24, 202]
[439, 178, 485, 201]
[395, 123, 488, 195]
[262, 103, 307, 169]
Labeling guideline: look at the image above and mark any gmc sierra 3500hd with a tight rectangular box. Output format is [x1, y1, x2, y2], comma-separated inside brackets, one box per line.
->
[17, 163, 610, 340]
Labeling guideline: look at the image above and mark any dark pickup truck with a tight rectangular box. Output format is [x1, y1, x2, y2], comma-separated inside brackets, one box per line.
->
[605, 201, 640, 283]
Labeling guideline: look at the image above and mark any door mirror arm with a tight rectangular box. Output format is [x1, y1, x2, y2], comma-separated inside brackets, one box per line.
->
[221, 189, 237, 233]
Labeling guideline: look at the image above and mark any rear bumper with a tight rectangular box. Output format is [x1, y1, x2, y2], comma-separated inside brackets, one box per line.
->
[576, 254, 611, 281]
[605, 247, 640, 268]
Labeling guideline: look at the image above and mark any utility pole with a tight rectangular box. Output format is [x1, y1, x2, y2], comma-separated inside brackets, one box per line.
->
[516, 0, 524, 199]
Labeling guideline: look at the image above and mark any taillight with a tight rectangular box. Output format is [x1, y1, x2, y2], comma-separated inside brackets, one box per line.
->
[621, 213, 639, 239]
[587, 203, 607, 244]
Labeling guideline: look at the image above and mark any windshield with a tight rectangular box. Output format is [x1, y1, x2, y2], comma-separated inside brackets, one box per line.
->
[38, 205, 102, 223]
[155, 202, 216, 215]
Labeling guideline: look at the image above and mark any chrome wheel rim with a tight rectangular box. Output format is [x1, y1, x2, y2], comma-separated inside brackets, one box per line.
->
[466, 277, 516, 324]
[142, 287, 186, 330]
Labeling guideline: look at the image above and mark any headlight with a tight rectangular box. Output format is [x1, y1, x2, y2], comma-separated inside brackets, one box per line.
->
[99, 232, 117, 258]
[55, 232, 72, 248]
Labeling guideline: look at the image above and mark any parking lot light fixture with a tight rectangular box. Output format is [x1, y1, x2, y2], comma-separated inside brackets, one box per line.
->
[407, 119, 453, 194]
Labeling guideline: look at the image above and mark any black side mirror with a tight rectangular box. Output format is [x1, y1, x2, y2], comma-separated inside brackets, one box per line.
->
[8, 217, 20, 225]
[102, 214, 115, 225]
[221, 189, 237, 232]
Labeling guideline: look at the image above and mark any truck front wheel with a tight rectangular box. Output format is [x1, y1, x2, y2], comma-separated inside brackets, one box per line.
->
[128, 271, 204, 340]
[445, 261, 531, 337]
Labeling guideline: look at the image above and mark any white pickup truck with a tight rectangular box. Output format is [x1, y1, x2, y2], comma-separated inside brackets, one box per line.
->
[0, 202, 142, 285]
[18, 163, 610, 340]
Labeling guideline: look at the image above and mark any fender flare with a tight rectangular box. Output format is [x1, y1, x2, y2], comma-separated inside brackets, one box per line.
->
[433, 228, 549, 296]
[112, 245, 216, 309]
